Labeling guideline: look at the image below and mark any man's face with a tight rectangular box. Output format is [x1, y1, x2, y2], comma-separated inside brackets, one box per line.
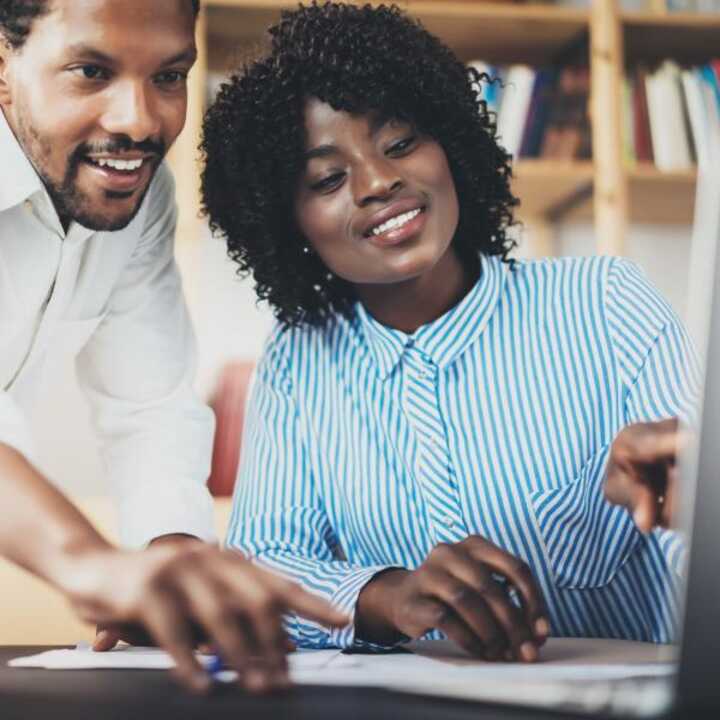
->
[0, 0, 196, 231]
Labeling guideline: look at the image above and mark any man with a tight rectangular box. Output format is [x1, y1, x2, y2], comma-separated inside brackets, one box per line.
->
[0, 0, 345, 693]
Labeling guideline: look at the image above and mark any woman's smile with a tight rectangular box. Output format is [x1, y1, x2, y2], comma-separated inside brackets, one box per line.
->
[361, 199, 428, 247]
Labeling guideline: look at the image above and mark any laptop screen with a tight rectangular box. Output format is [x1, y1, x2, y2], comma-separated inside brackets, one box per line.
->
[675, 166, 720, 714]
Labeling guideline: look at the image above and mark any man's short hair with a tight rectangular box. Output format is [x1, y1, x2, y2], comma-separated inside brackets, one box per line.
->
[0, 0, 201, 49]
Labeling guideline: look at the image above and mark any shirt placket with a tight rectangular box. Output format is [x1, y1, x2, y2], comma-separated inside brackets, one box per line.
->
[8, 200, 85, 389]
[401, 343, 467, 544]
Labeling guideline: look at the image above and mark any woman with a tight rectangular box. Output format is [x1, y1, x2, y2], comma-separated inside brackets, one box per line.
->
[201, 2, 697, 660]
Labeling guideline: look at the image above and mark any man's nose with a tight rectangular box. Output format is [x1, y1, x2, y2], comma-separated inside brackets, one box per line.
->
[100, 81, 161, 143]
[353, 157, 404, 207]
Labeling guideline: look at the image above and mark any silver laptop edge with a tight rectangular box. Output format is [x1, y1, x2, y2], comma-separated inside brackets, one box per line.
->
[675, 166, 720, 715]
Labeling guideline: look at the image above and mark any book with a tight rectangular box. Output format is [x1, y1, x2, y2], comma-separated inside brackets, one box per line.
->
[496, 65, 536, 160]
[681, 69, 707, 167]
[622, 74, 636, 165]
[633, 67, 654, 163]
[539, 65, 591, 160]
[699, 64, 720, 166]
[644, 61, 693, 171]
[519, 68, 558, 158]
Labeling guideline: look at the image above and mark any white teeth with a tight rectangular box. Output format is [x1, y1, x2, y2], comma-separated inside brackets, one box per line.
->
[92, 158, 144, 171]
[371, 208, 422, 236]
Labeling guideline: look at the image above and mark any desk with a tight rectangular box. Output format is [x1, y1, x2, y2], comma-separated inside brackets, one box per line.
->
[1, 646, 603, 720]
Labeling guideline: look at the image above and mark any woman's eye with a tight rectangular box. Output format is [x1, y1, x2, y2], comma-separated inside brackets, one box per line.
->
[155, 71, 187, 87]
[387, 136, 417, 156]
[72, 65, 110, 81]
[310, 172, 345, 193]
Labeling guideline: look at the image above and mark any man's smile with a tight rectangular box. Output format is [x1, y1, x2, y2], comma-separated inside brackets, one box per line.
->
[80, 153, 156, 194]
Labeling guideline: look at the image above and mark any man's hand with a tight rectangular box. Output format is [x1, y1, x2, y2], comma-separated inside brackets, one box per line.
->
[604, 418, 688, 534]
[64, 543, 349, 694]
[93, 534, 203, 652]
[356, 536, 549, 662]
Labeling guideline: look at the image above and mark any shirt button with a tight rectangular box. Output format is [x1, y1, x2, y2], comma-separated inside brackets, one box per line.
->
[445, 516, 456, 528]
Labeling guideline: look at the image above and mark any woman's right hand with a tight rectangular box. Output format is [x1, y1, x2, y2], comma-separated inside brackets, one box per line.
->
[356, 536, 549, 661]
[62, 542, 349, 693]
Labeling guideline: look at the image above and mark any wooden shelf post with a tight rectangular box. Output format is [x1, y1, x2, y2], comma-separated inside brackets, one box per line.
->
[168, 6, 208, 250]
[590, 0, 628, 255]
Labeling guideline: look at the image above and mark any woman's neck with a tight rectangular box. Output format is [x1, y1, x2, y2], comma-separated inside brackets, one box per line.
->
[355, 250, 479, 335]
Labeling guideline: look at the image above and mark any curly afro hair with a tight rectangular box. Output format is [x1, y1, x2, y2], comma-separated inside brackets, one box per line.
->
[0, 0, 201, 48]
[201, 1, 518, 327]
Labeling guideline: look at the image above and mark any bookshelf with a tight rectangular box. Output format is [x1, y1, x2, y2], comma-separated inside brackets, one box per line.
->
[168, 0, 719, 256]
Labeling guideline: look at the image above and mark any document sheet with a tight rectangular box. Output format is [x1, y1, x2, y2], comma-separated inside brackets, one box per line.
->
[9, 638, 677, 715]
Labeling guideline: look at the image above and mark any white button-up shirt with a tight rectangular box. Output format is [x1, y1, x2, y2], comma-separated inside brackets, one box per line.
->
[0, 111, 215, 547]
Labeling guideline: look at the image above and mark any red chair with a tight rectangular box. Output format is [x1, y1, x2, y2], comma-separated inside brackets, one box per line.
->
[207, 361, 255, 497]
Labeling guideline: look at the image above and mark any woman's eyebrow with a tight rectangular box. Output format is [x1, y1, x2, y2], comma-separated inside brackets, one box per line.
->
[304, 144, 338, 161]
[369, 114, 391, 136]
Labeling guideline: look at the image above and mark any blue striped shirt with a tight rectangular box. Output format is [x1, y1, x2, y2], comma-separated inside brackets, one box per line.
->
[227, 254, 699, 649]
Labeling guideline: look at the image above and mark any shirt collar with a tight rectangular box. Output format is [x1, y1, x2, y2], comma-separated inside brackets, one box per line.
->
[356, 253, 507, 380]
[0, 109, 44, 213]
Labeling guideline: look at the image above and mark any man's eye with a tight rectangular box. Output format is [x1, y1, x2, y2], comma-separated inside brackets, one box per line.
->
[387, 136, 417, 155]
[310, 172, 345, 193]
[155, 71, 187, 87]
[72, 65, 110, 81]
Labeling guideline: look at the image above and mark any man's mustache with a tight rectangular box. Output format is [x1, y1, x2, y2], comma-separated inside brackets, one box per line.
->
[74, 136, 166, 161]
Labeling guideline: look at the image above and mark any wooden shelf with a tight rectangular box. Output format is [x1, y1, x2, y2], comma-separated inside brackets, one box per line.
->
[626, 163, 697, 224]
[512, 159, 593, 220]
[622, 11, 720, 65]
[559, 163, 697, 224]
[205, 1, 589, 68]
[168, 1, 706, 258]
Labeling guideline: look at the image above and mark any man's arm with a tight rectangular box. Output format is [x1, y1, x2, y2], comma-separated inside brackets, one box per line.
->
[0, 442, 348, 693]
[0, 442, 109, 585]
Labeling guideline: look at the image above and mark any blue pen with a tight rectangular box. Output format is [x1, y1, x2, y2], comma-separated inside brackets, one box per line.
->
[205, 654, 225, 678]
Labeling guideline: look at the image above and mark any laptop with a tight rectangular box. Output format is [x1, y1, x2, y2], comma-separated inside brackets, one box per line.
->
[391, 168, 720, 718]
[673, 165, 720, 717]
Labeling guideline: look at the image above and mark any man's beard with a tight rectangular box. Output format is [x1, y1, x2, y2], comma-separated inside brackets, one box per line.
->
[16, 113, 164, 232]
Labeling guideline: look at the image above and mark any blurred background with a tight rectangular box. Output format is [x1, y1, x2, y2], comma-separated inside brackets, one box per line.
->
[3, 0, 718, 642]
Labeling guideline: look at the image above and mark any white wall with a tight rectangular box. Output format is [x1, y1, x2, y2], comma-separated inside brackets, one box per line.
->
[29, 221, 693, 499]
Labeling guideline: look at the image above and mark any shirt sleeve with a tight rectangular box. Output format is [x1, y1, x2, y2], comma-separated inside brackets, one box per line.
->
[0, 391, 35, 461]
[226, 334, 394, 650]
[530, 258, 699, 594]
[606, 258, 701, 577]
[75, 164, 215, 548]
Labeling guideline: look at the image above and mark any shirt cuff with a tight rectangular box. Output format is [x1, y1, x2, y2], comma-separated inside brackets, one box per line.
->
[0, 393, 35, 462]
[653, 527, 688, 577]
[117, 478, 216, 548]
[324, 566, 401, 649]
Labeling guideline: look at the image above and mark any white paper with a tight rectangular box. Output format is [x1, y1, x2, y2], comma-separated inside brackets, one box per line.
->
[8, 637, 676, 687]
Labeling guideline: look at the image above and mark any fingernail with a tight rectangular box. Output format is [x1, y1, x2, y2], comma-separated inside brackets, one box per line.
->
[535, 617, 550, 637]
[520, 642, 538, 662]
[246, 670, 267, 692]
[92, 631, 109, 650]
[633, 511, 650, 534]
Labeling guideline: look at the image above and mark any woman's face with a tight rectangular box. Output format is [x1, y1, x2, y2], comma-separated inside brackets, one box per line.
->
[294, 98, 460, 288]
